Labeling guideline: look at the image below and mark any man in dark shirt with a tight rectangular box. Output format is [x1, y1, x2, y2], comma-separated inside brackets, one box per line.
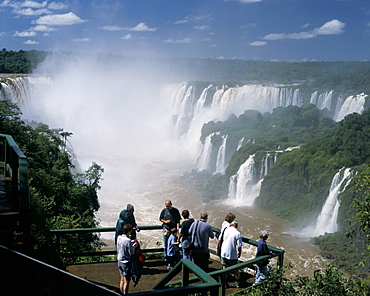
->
[189, 212, 214, 271]
[159, 200, 181, 261]
[179, 209, 194, 259]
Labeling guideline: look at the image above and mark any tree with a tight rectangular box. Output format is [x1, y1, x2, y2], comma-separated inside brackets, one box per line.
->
[347, 163, 370, 266]
[60, 131, 73, 151]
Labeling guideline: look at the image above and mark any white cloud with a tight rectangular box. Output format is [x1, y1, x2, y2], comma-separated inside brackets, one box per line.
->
[193, 14, 213, 21]
[249, 40, 267, 46]
[175, 19, 188, 24]
[121, 34, 145, 40]
[264, 31, 316, 40]
[30, 25, 56, 32]
[122, 34, 133, 40]
[300, 23, 309, 29]
[14, 30, 36, 37]
[194, 25, 208, 30]
[13, 7, 51, 15]
[208, 44, 217, 48]
[24, 39, 39, 44]
[48, 2, 68, 10]
[100, 25, 124, 31]
[125, 22, 157, 32]
[34, 12, 87, 26]
[313, 19, 345, 35]
[72, 37, 90, 42]
[164, 38, 192, 43]
[0, 32, 6, 37]
[21, 1, 47, 8]
[0, 1, 17, 8]
[263, 19, 345, 41]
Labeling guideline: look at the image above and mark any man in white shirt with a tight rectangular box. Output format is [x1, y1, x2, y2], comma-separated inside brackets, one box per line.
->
[220, 220, 242, 287]
[117, 224, 135, 294]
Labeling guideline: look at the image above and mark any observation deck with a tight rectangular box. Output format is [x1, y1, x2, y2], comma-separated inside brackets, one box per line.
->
[0, 134, 285, 295]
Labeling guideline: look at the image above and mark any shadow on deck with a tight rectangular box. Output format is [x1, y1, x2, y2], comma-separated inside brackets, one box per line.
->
[66, 257, 256, 295]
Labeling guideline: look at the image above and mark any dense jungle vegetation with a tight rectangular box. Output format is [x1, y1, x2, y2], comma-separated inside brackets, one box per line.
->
[0, 99, 104, 266]
[191, 105, 370, 278]
[1, 48, 370, 97]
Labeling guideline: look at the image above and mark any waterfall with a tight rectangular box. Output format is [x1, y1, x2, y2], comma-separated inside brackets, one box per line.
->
[163, 83, 306, 143]
[305, 168, 353, 237]
[310, 90, 333, 111]
[228, 153, 276, 206]
[237, 137, 244, 150]
[0, 77, 30, 104]
[196, 132, 218, 171]
[334, 93, 367, 121]
[215, 134, 228, 174]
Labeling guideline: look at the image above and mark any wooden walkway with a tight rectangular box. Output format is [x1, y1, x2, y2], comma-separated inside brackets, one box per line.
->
[67, 257, 255, 295]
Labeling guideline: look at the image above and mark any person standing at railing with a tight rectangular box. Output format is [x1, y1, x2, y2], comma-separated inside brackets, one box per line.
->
[254, 230, 272, 285]
[220, 220, 242, 288]
[167, 228, 181, 269]
[159, 200, 181, 262]
[179, 209, 195, 260]
[117, 224, 136, 295]
[189, 211, 214, 271]
[115, 204, 140, 245]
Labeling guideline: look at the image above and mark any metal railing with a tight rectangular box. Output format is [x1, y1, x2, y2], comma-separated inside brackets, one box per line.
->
[0, 245, 119, 296]
[51, 225, 285, 296]
[0, 133, 30, 214]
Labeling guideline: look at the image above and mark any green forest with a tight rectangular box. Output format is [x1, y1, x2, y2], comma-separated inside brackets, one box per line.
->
[1, 48, 370, 97]
[0, 99, 104, 265]
[190, 104, 370, 279]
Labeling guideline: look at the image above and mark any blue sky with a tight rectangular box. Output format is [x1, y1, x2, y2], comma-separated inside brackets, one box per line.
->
[0, 0, 369, 61]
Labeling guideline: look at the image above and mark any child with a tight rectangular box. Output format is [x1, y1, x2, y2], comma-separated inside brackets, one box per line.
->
[254, 230, 272, 285]
[167, 228, 180, 269]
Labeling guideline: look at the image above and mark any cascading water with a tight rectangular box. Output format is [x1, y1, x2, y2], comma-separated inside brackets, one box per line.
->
[215, 134, 228, 174]
[1, 66, 368, 277]
[228, 155, 259, 206]
[228, 153, 276, 206]
[237, 137, 244, 151]
[303, 167, 353, 237]
[0, 76, 30, 104]
[196, 132, 219, 171]
[335, 93, 367, 121]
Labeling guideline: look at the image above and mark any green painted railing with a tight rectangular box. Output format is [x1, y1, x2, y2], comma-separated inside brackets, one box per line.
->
[51, 225, 285, 296]
[0, 133, 30, 214]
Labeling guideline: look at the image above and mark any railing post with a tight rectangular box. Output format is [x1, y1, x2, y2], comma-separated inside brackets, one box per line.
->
[218, 274, 226, 296]
[182, 262, 189, 287]
[277, 252, 284, 268]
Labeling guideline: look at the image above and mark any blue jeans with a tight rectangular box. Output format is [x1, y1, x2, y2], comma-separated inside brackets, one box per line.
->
[181, 236, 191, 259]
[255, 264, 268, 284]
[163, 228, 170, 260]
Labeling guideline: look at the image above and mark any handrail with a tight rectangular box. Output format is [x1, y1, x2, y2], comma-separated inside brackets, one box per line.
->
[51, 225, 285, 296]
[0, 245, 119, 295]
[51, 225, 164, 257]
[152, 259, 220, 296]
[0, 133, 30, 214]
[51, 225, 284, 269]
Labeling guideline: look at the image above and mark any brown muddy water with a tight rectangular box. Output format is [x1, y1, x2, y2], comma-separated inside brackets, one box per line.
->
[96, 173, 327, 278]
